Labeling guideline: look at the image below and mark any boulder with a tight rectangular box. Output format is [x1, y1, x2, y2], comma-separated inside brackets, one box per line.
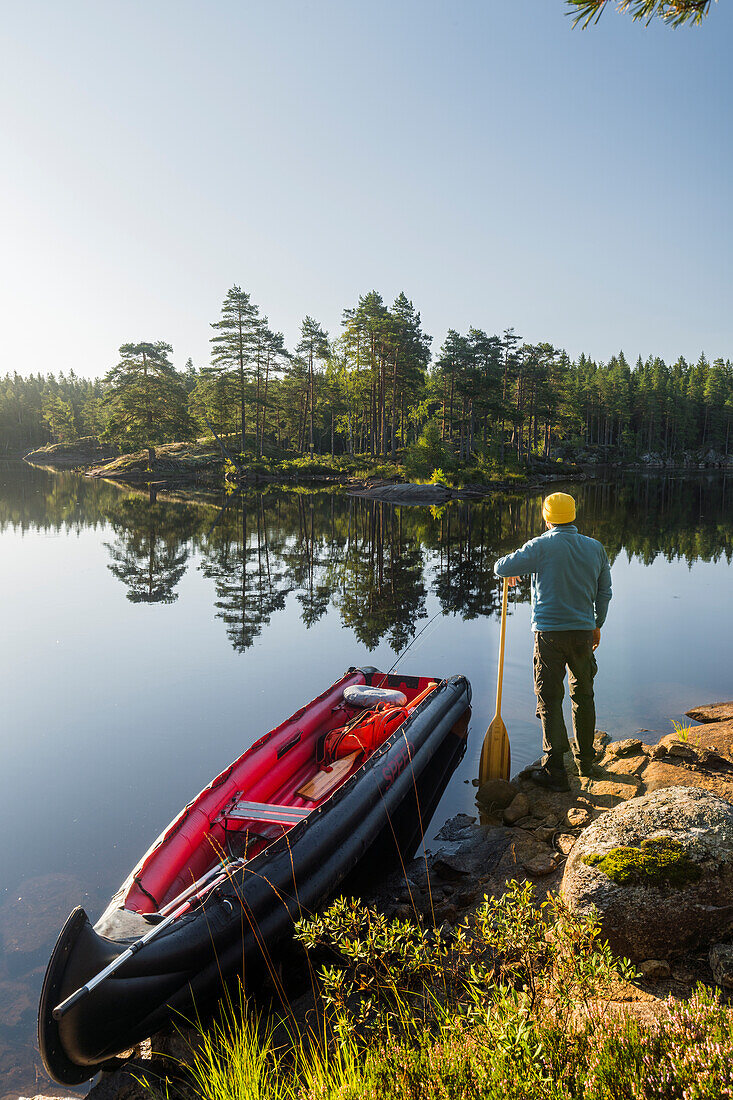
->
[555, 833, 577, 856]
[606, 739, 645, 758]
[434, 813, 479, 841]
[665, 739, 699, 762]
[430, 828, 512, 881]
[561, 786, 733, 961]
[500, 834, 560, 879]
[566, 806, 591, 828]
[523, 786, 571, 823]
[522, 851, 560, 878]
[351, 482, 452, 504]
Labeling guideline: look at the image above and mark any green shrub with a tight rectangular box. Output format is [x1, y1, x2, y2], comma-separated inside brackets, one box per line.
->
[404, 421, 447, 480]
[140, 884, 732, 1100]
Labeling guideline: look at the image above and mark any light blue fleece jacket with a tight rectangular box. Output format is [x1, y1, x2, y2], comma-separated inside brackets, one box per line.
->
[494, 524, 612, 632]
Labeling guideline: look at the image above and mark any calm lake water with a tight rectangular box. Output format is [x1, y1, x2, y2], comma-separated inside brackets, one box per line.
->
[1, 461, 732, 1095]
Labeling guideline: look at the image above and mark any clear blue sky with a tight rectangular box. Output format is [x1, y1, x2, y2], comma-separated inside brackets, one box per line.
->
[1, 0, 731, 378]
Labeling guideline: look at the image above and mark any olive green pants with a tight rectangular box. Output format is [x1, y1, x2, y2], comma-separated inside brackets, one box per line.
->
[533, 630, 597, 772]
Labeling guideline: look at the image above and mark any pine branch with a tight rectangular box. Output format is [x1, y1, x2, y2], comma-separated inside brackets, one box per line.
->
[567, 0, 713, 28]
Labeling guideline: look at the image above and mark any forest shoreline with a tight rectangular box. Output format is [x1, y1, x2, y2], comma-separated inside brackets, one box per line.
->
[20, 436, 733, 499]
[20, 437, 581, 495]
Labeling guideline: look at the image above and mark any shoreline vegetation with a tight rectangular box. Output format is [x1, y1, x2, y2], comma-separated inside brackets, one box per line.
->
[21, 435, 579, 496]
[20, 434, 733, 502]
[32, 703, 733, 1100]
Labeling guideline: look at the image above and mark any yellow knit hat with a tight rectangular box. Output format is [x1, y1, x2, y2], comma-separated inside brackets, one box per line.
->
[542, 492, 576, 525]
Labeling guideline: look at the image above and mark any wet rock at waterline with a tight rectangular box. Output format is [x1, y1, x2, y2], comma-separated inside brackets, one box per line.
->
[476, 778, 517, 813]
[350, 481, 453, 504]
[430, 827, 514, 881]
[503, 792, 530, 825]
[434, 813, 479, 841]
[561, 787, 733, 961]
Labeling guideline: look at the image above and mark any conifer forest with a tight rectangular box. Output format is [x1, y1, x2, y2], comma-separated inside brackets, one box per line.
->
[2, 285, 731, 468]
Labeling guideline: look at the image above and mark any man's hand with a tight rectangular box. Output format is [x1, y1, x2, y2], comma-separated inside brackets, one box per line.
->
[506, 576, 521, 587]
[592, 628, 601, 650]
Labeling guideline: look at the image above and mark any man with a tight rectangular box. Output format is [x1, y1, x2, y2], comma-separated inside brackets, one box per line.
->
[494, 492, 612, 791]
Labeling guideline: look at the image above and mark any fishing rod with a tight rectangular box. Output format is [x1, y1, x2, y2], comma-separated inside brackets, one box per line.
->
[377, 606, 445, 687]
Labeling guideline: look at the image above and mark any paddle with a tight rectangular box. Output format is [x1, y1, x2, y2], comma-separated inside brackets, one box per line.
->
[478, 576, 511, 784]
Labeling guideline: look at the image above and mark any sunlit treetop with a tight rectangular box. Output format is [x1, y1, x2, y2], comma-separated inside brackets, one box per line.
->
[567, 0, 714, 28]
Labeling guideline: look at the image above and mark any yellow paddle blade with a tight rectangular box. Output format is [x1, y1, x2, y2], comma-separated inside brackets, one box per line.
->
[478, 714, 511, 785]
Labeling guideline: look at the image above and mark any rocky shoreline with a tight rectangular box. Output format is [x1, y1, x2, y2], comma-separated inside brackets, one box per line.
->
[21, 437, 733, 493]
[24, 701, 733, 1100]
[22, 439, 587, 497]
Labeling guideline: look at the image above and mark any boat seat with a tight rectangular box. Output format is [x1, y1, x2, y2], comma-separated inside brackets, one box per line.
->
[219, 799, 310, 826]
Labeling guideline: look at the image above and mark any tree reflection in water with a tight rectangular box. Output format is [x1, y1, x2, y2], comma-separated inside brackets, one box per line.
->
[105, 489, 198, 604]
[12, 467, 721, 653]
[199, 496, 292, 651]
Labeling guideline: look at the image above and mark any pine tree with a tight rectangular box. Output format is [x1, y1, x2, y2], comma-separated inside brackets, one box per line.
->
[42, 392, 76, 442]
[388, 293, 431, 456]
[296, 317, 329, 455]
[568, 0, 712, 29]
[104, 342, 192, 464]
[210, 287, 259, 455]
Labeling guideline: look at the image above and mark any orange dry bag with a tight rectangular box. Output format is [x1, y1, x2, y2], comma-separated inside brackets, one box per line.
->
[324, 703, 408, 762]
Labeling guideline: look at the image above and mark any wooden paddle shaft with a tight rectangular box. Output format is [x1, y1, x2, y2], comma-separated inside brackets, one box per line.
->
[495, 578, 509, 719]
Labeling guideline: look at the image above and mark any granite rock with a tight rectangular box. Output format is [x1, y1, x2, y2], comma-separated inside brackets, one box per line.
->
[503, 793, 530, 825]
[606, 739, 645, 758]
[686, 702, 733, 723]
[561, 786, 733, 960]
[639, 959, 671, 981]
[566, 806, 591, 828]
[435, 814, 479, 841]
[555, 833, 577, 856]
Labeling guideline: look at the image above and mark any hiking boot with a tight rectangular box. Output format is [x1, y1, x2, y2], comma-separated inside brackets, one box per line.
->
[525, 765, 570, 792]
[576, 755, 602, 778]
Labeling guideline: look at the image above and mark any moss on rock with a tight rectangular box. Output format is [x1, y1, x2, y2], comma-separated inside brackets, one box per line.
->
[582, 836, 701, 887]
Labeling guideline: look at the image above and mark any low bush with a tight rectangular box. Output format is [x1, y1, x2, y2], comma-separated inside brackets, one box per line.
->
[142, 883, 733, 1100]
[403, 421, 448, 480]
